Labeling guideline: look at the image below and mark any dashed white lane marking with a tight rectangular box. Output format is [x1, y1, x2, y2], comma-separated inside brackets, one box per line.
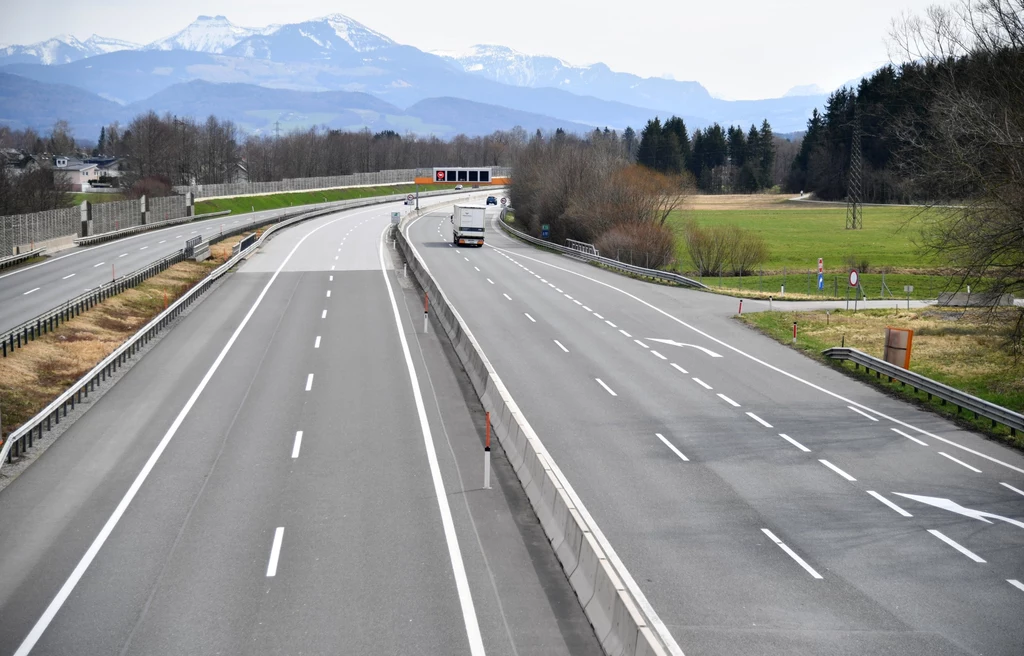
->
[605, 320, 617, 328]
[118, 253, 128, 258]
[503, 293, 511, 300]
[158, 240, 166, 244]
[656, 433, 688, 461]
[554, 340, 569, 353]
[556, 288, 563, 293]
[487, 278, 494, 284]
[717, 393, 740, 407]
[564, 294, 573, 299]
[596, 378, 617, 396]
[593, 313, 604, 319]
[334, 256, 338, 261]
[619, 329, 632, 338]
[321, 310, 327, 319]
[867, 491, 912, 517]
[23, 287, 40, 295]
[582, 305, 592, 311]
[326, 290, 331, 298]
[938, 452, 981, 473]
[174, 235, 181, 238]
[670, 363, 688, 374]
[93, 262, 105, 267]
[62, 273, 75, 280]
[329, 275, 333, 281]
[746, 412, 772, 428]
[819, 459, 857, 481]
[1001, 482, 1024, 497]
[692, 377, 712, 390]
[266, 527, 285, 576]
[305, 374, 314, 391]
[848, 406, 879, 421]
[330, 265, 335, 271]
[524, 313, 536, 322]
[651, 350, 667, 360]
[572, 299, 582, 305]
[1008, 579, 1024, 593]
[928, 529, 985, 562]
[634, 340, 649, 349]
[540, 278, 547, 283]
[314, 336, 321, 349]
[474, 266, 480, 272]
[892, 427, 927, 446]
[139, 246, 148, 250]
[465, 257, 469, 262]
[779, 433, 810, 452]
[291, 431, 303, 458]
[761, 528, 822, 579]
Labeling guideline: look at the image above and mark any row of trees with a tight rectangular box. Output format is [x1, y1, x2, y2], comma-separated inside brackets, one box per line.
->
[635, 116, 781, 192]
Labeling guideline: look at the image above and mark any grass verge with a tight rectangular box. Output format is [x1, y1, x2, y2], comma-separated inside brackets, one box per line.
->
[195, 184, 425, 216]
[0, 233, 250, 442]
[70, 192, 126, 205]
[739, 307, 1024, 448]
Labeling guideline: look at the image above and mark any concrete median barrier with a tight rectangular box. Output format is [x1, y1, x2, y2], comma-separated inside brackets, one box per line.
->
[395, 210, 670, 656]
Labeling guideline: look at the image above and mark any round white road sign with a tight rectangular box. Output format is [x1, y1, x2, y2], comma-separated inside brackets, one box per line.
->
[407, 194, 414, 201]
[500, 197, 507, 205]
[849, 269, 859, 287]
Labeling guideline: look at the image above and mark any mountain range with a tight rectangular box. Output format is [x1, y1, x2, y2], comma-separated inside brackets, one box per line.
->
[0, 14, 839, 139]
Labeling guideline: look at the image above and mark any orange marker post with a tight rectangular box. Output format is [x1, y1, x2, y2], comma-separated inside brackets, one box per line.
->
[484, 411, 491, 489]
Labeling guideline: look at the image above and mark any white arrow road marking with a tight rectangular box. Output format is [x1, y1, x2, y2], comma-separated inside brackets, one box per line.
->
[894, 493, 1024, 530]
[647, 338, 722, 358]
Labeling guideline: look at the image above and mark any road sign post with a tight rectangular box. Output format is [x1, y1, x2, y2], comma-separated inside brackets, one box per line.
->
[818, 258, 824, 292]
[904, 284, 914, 309]
[850, 270, 859, 312]
[541, 224, 550, 239]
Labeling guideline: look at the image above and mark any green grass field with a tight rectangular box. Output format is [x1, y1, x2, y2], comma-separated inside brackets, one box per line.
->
[194, 184, 425, 216]
[665, 203, 939, 271]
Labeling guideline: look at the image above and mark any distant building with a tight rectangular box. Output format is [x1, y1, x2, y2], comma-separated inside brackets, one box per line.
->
[53, 156, 101, 191]
[1, 149, 40, 176]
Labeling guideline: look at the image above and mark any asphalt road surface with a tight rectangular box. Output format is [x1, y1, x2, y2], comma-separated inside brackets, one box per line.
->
[406, 206, 1024, 656]
[0, 201, 598, 655]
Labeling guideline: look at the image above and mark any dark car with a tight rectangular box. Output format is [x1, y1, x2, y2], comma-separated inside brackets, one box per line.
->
[486, 196, 498, 205]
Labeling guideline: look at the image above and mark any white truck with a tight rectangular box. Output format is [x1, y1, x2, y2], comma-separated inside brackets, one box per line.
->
[451, 204, 486, 247]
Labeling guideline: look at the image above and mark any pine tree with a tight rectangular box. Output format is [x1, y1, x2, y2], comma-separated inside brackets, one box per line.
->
[97, 126, 106, 156]
[622, 126, 637, 160]
[726, 126, 747, 168]
[636, 118, 663, 170]
[758, 119, 775, 187]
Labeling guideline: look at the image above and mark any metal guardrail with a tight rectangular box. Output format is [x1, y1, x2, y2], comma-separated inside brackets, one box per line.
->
[0, 187, 483, 468]
[0, 248, 44, 271]
[822, 347, 1023, 435]
[1, 250, 187, 358]
[496, 218, 708, 289]
[73, 210, 232, 246]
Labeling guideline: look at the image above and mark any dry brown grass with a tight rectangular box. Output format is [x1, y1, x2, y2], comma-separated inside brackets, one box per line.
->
[685, 194, 812, 210]
[0, 233, 250, 441]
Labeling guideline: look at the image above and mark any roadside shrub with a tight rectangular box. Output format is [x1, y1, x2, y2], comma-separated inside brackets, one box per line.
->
[729, 227, 770, 275]
[844, 255, 870, 273]
[682, 220, 771, 275]
[595, 222, 676, 269]
[125, 174, 174, 199]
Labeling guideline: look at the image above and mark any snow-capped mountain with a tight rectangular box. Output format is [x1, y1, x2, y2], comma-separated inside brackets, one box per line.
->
[225, 13, 395, 61]
[784, 83, 828, 98]
[145, 15, 267, 54]
[0, 34, 138, 66]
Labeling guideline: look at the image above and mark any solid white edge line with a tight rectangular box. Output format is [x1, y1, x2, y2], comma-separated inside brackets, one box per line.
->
[778, 433, 811, 452]
[746, 411, 772, 428]
[761, 528, 822, 579]
[928, 529, 986, 562]
[692, 377, 712, 390]
[314, 336, 321, 349]
[848, 405, 879, 421]
[892, 427, 927, 445]
[484, 243, 1024, 476]
[866, 490, 912, 516]
[291, 431, 303, 459]
[554, 339, 569, 353]
[305, 373, 314, 391]
[819, 459, 857, 481]
[1008, 579, 1024, 592]
[266, 527, 284, 576]
[656, 433, 689, 461]
[524, 313, 536, 322]
[717, 393, 740, 407]
[377, 227, 485, 656]
[410, 210, 687, 656]
[596, 378, 617, 396]
[938, 452, 982, 473]
[670, 363, 688, 374]
[12, 209, 358, 656]
[1001, 482, 1024, 497]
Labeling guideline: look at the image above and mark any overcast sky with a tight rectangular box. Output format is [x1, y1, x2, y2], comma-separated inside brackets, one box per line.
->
[0, 0, 937, 99]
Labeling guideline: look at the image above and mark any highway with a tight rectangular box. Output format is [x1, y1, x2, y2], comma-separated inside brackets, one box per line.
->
[406, 206, 1024, 656]
[0, 200, 599, 655]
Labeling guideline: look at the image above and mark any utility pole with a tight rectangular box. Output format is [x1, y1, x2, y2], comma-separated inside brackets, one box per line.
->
[845, 109, 863, 230]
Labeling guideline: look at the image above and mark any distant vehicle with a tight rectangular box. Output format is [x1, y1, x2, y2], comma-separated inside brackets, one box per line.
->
[486, 196, 497, 205]
[451, 204, 486, 247]
[455, 184, 463, 190]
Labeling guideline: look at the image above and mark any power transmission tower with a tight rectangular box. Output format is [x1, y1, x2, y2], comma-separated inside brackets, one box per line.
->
[274, 121, 281, 139]
[845, 113, 863, 230]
